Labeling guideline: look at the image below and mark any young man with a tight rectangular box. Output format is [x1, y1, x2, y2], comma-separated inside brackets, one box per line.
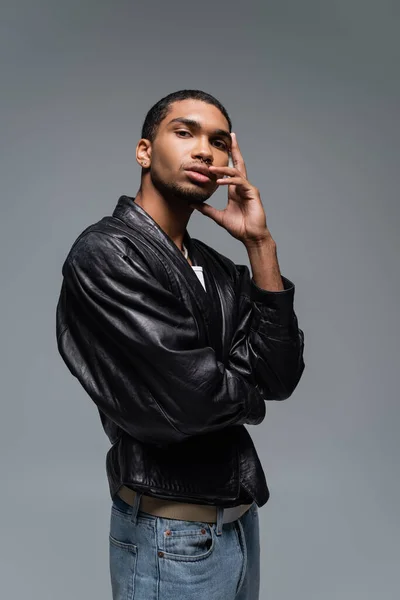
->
[56, 89, 305, 600]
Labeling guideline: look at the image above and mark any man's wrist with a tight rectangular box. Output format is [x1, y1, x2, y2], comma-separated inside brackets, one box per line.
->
[242, 230, 275, 250]
[245, 238, 284, 292]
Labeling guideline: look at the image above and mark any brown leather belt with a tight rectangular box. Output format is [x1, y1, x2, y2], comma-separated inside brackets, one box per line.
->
[117, 485, 253, 524]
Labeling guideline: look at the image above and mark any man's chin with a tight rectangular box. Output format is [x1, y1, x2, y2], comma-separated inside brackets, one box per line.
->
[151, 175, 213, 205]
[173, 184, 212, 205]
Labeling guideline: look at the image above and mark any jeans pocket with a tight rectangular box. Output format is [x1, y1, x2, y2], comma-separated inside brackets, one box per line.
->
[109, 535, 138, 600]
[161, 521, 216, 562]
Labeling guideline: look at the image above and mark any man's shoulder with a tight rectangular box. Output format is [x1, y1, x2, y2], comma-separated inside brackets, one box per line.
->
[64, 218, 122, 260]
[61, 216, 173, 288]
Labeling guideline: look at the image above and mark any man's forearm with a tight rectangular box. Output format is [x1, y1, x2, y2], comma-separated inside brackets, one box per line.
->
[245, 237, 285, 292]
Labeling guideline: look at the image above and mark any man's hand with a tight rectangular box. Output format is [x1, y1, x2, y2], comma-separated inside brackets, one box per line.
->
[191, 132, 284, 291]
[190, 133, 272, 247]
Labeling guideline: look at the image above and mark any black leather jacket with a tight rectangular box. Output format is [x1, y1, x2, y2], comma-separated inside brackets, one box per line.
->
[56, 195, 305, 508]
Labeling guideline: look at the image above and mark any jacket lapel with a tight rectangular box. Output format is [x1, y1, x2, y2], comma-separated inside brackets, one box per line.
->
[112, 196, 222, 352]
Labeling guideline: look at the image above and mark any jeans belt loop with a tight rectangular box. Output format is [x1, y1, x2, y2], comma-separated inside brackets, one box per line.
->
[215, 506, 224, 536]
[130, 491, 142, 525]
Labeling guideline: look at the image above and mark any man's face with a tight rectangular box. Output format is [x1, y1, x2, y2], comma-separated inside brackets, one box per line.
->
[147, 99, 232, 204]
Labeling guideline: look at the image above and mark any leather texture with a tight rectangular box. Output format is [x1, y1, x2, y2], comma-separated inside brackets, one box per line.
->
[56, 195, 305, 508]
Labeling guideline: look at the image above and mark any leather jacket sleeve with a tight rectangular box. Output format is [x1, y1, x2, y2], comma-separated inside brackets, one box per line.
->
[59, 233, 304, 445]
[233, 264, 305, 402]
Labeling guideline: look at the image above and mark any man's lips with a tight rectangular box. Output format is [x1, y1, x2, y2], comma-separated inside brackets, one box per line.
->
[185, 169, 212, 183]
[184, 164, 214, 184]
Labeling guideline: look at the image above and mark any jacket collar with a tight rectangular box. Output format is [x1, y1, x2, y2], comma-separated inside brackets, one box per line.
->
[112, 195, 198, 265]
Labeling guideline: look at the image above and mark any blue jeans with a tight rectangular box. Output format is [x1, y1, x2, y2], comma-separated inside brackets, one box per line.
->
[109, 493, 260, 600]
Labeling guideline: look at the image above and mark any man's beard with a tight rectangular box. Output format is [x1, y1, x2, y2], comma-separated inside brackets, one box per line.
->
[151, 171, 212, 205]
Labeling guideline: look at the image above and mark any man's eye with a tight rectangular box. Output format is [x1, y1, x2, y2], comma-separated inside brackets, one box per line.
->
[176, 130, 190, 137]
[213, 140, 227, 150]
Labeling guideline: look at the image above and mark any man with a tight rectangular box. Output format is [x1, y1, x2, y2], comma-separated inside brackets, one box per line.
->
[56, 89, 305, 600]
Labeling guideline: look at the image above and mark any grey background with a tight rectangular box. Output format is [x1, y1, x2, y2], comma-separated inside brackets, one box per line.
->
[1, 1, 399, 598]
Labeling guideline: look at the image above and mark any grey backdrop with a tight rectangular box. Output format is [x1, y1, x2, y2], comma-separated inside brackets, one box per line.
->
[1, 1, 399, 598]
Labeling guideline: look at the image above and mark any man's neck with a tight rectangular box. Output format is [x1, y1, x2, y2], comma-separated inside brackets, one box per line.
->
[134, 186, 192, 251]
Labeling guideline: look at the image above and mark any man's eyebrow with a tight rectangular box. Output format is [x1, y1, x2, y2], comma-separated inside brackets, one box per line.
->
[167, 117, 232, 143]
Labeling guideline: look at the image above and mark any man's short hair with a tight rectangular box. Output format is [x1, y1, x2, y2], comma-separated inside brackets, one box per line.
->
[141, 89, 232, 142]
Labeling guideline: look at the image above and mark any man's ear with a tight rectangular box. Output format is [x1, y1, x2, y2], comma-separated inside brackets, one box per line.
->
[136, 139, 152, 168]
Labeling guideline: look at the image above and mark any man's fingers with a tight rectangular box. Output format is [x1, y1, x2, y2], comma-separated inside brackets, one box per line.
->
[230, 133, 247, 178]
[215, 177, 246, 186]
[209, 165, 241, 177]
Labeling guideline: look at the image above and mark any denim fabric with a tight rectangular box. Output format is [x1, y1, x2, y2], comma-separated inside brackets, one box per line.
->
[109, 494, 260, 600]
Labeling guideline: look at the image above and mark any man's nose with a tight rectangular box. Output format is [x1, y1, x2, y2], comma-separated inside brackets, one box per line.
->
[192, 139, 213, 164]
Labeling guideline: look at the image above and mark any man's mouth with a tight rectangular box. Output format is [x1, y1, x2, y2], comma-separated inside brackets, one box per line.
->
[185, 169, 212, 183]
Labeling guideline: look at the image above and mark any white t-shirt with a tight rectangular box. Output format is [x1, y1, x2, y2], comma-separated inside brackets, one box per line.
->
[191, 265, 206, 291]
